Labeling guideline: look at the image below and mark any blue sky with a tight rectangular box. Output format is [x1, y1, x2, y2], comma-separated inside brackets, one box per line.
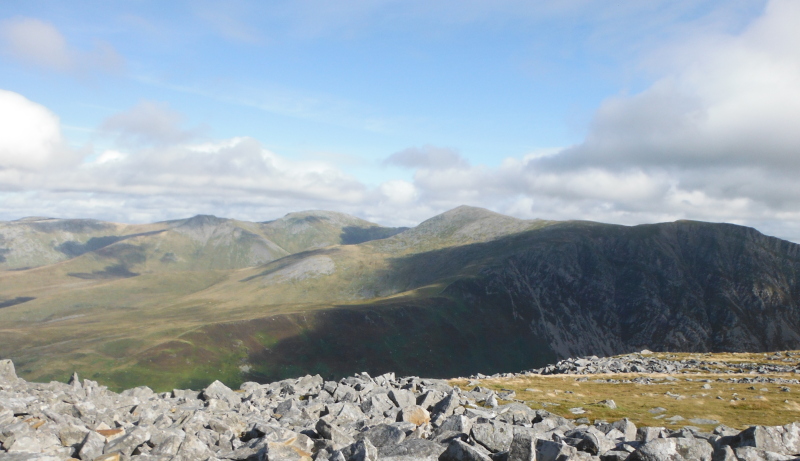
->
[2, 1, 800, 241]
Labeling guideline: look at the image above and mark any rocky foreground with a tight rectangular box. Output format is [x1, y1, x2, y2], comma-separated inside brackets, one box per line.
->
[2, 358, 800, 461]
[526, 351, 800, 378]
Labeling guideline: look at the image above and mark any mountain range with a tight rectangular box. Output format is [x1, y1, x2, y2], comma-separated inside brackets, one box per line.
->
[1, 206, 799, 391]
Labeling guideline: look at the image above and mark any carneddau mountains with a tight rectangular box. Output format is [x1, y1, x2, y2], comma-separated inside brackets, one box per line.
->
[1, 206, 800, 391]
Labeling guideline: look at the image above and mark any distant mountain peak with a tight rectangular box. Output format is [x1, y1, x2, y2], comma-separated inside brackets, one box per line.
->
[413, 205, 520, 233]
[436, 205, 508, 219]
[178, 214, 229, 228]
[264, 210, 397, 234]
[277, 210, 374, 226]
[260, 209, 406, 252]
[282, 210, 346, 218]
[380, 205, 540, 250]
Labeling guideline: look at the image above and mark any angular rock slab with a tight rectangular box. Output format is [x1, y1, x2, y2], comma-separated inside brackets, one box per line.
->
[628, 437, 713, 461]
[508, 431, 536, 461]
[439, 439, 492, 461]
[0, 360, 17, 383]
[732, 423, 800, 456]
[399, 405, 430, 426]
[471, 421, 513, 453]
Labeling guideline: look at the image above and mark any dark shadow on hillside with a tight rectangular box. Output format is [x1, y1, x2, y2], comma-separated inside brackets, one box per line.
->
[340, 226, 408, 245]
[68, 243, 147, 279]
[369, 219, 800, 355]
[294, 215, 325, 224]
[217, 296, 558, 384]
[360, 222, 590, 294]
[68, 264, 140, 280]
[56, 230, 166, 258]
[0, 297, 35, 309]
[58, 236, 126, 258]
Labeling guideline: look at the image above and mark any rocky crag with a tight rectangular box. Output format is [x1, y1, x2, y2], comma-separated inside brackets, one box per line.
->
[3, 358, 800, 461]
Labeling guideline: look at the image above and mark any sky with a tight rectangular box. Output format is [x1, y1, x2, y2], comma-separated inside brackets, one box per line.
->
[1, 1, 800, 241]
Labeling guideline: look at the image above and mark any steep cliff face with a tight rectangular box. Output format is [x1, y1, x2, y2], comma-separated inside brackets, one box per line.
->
[442, 220, 800, 359]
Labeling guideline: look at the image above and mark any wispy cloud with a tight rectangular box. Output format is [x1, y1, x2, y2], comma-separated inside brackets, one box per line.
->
[385, 145, 470, 170]
[0, 17, 71, 71]
[100, 101, 205, 148]
[191, 1, 264, 44]
[133, 74, 399, 134]
[0, 17, 124, 74]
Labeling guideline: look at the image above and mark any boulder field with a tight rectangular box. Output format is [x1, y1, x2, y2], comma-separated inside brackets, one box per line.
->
[2, 358, 800, 461]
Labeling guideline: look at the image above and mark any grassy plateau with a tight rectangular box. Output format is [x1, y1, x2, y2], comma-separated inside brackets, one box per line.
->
[452, 351, 800, 430]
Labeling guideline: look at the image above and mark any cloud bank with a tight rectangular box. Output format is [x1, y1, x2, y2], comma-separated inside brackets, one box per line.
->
[382, 0, 800, 238]
[2, 0, 800, 242]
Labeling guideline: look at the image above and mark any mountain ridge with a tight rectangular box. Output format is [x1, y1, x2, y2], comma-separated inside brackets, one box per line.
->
[2, 207, 800, 391]
[0, 210, 407, 272]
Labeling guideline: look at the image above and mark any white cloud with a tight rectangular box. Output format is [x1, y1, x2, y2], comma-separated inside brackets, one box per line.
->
[0, 17, 124, 74]
[0, 102, 368, 219]
[379, 180, 418, 205]
[550, 0, 800, 172]
[0, 91, 369, 222]
[95, 150, 127, 164]
[77, 136, 367, 203]
[0, 89, 66, 171]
